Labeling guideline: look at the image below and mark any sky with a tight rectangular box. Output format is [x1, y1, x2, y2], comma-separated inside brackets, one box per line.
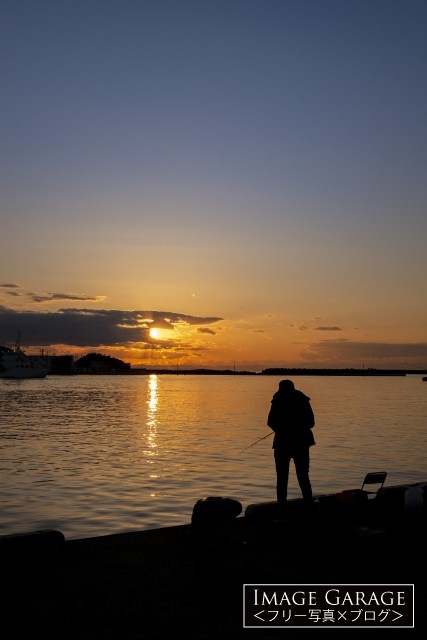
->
[1, 0, 427, 370]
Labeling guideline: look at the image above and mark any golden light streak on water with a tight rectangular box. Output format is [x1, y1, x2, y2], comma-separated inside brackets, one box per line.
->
[0, 374, 426, 539]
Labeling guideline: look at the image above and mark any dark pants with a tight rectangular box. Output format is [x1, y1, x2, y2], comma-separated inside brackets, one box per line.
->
[274, 448, 313, 504]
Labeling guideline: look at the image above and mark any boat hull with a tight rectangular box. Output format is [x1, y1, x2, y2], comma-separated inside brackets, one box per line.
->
[0, 350, 50, 379]
[1, 369, 49, 379]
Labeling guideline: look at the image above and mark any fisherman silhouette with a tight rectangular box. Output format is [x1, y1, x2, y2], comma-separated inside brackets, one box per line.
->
[267, 380, 315, 509]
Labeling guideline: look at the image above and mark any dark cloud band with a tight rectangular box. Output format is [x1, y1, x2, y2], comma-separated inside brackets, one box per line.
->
[0, 307, 223, 348]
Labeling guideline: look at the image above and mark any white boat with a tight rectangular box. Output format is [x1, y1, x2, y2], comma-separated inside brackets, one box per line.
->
[0, 339, 50, 379]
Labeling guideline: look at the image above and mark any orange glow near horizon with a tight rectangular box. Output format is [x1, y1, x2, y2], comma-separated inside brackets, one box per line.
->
[2, 3, 427, 374]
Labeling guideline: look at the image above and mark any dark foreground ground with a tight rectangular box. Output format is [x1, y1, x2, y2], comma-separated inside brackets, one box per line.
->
[2, 505, 426, 640]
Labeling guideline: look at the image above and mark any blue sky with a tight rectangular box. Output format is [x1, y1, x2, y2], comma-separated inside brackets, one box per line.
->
[1, 0, 426, 369]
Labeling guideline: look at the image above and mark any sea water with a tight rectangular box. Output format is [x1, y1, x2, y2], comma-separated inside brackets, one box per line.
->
[1, 374, 426, 539]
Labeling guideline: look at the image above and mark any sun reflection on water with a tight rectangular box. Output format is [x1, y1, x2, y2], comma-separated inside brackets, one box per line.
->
[145, 374, 158, 454]
[1, 375, 426, 540]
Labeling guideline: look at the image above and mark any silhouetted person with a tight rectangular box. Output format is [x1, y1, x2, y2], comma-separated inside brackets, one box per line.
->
[267, 380, 315, 508]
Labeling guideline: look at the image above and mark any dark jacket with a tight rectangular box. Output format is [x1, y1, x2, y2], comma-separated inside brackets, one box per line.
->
[267, 388, 315, 453]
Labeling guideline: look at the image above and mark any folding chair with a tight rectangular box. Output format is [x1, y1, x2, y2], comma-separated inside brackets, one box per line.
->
[360, 471, 387, 498]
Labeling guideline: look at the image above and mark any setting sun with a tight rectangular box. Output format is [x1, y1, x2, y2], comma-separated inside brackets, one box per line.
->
[2, 1, 426, 372]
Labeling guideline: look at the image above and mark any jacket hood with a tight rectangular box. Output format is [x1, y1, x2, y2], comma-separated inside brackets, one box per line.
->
[274, 388, 310, 399]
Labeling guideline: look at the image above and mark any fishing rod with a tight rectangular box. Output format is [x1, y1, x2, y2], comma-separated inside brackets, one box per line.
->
[240, 430, 273, 453]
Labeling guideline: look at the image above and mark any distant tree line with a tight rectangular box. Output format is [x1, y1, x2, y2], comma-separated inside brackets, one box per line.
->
[75, 352, 131, 373]
[261, 368, 406, 376]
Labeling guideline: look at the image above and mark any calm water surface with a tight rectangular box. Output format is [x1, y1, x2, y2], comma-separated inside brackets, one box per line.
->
[1, 374, 426, 539]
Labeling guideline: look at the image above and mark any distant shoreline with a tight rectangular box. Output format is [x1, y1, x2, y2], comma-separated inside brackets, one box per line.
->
[70, 367, 427, 376]
[16, 351, 426, 377]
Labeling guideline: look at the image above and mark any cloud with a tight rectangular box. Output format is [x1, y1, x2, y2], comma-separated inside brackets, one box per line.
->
[0, 284, 23, 297]
[300, 339, 427, 366]
[289, 323, 309, 331]
[1, 285, 108, 308]
[197, 327, 216, 335]
[290, 320, 342, 332]
[147, 318, 175, 330]
[0, 307, 223, 348]
[29, 292, 107, 303]
[135, 311, 221, 327]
